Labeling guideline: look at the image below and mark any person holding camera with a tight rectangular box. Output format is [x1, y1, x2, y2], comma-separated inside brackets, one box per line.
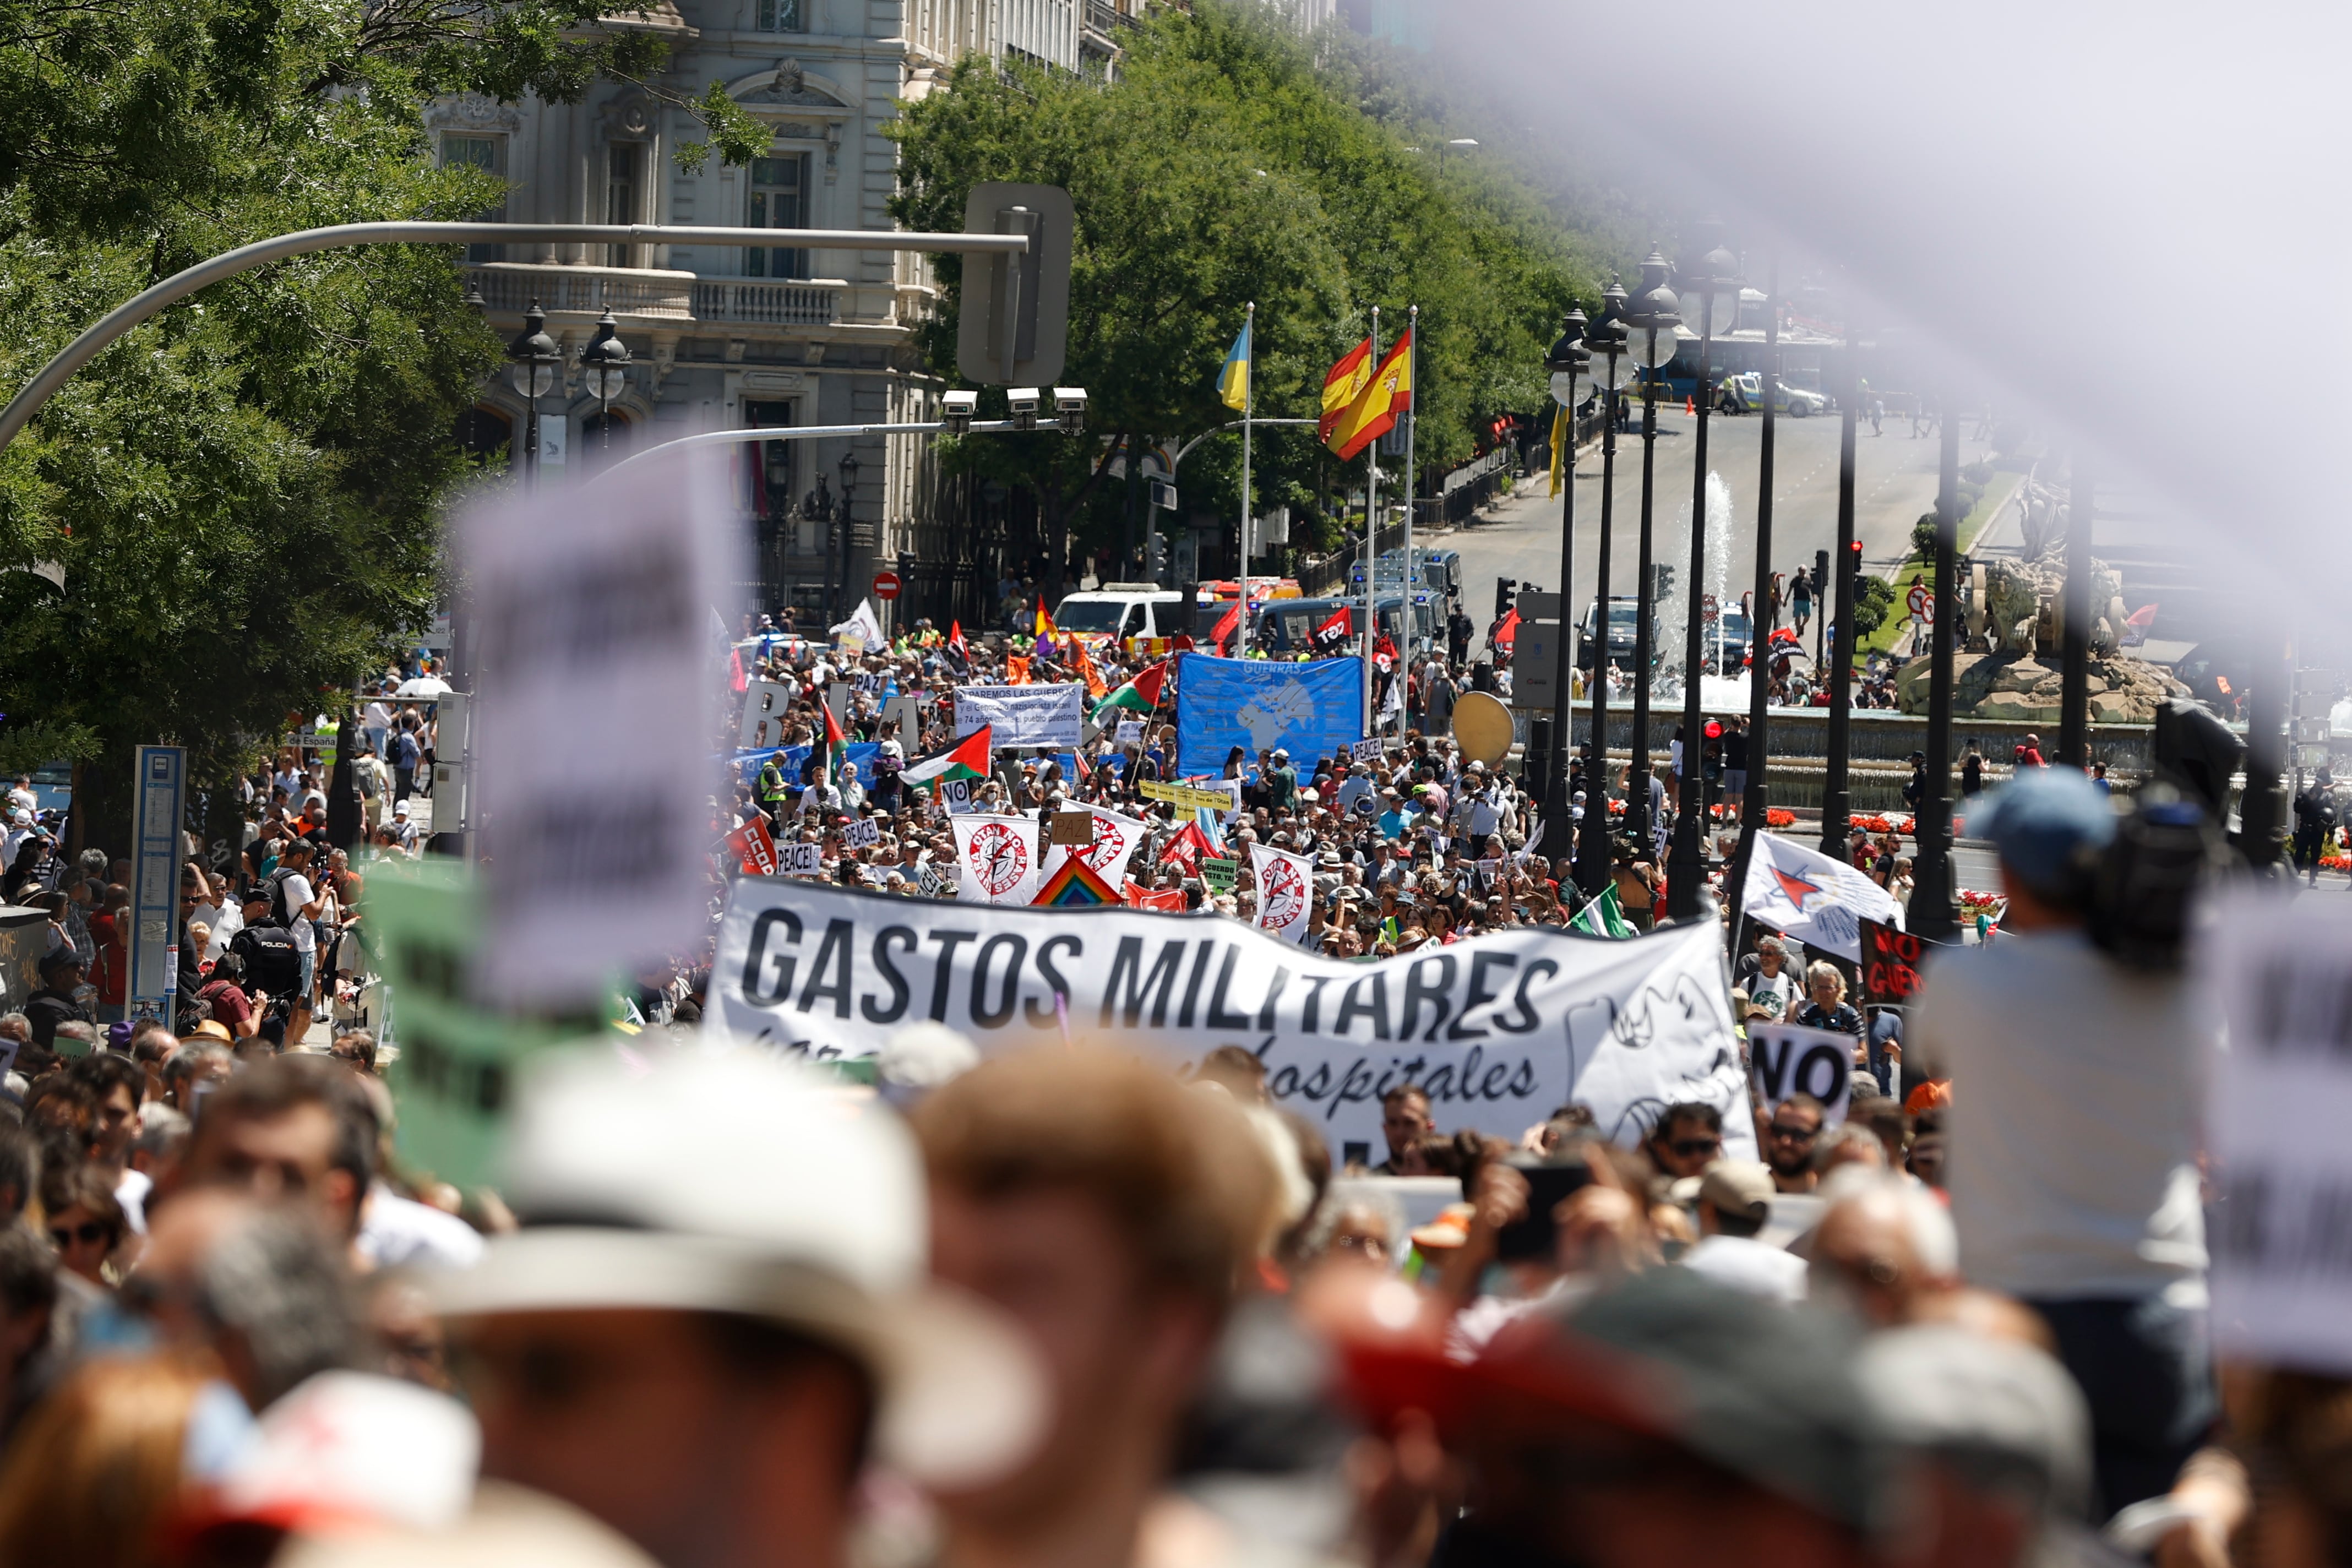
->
[1910, 767, 2215, 1518]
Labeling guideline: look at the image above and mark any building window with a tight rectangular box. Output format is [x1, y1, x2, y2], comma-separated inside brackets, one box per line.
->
[745, 154, 809, 280]
[440, 134, 505, 263]
[606, 144, 644, 267]
[756, 0, 803, 30]
[455, 405, 513, 469]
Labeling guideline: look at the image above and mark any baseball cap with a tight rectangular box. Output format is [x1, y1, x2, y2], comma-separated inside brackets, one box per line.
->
[428, 1046, 1047, 1489]
[392, 801, 411, 815]
[1972, 767, 2115, 900]
[1698, 1162, 1775, 1222]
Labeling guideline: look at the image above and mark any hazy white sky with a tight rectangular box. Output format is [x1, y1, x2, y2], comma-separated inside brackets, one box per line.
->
[1438, 0, 2348, 644]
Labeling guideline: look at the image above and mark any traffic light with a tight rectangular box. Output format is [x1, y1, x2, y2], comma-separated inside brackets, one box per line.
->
[1849, 539, 1864, 573]
[1145, 530, 1168, 582]
[1495, 576, 1518, 619]
[1647, 562, 1676, 602]
[1815, 548, 1831, 596]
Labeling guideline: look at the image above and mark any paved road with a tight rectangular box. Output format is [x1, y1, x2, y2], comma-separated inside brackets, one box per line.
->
[1439, 402, 1994, 638]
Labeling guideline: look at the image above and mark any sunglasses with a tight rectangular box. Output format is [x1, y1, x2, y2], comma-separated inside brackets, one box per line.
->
[50, 1221, 109, 1248]
[1668, 1137, 1722, 1158]
[1770, 1123, 1821, 1142]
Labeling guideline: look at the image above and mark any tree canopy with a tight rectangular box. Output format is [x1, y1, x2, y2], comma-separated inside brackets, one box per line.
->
[889, 1, 1616, 574]
[0, 0, 758, 834]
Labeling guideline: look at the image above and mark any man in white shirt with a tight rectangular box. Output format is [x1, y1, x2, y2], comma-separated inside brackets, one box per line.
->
[273, 840, 325, 1016]
[1679, 1160, 1807, 1303]
[1913, 768, 2215, 1517]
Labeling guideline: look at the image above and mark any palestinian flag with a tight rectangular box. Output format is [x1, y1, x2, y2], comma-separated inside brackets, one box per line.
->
[1091, 658, 1168, 725]
[819, 701, 852, 791]
[903, 724, 992, 787]
[1569, 885, 1638, 939]
[1032, 855, 1120, 907]
[1312, 605, 1352, 652]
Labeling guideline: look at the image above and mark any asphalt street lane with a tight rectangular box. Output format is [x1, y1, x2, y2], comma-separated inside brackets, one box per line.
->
[1439, 403, 1994, 633]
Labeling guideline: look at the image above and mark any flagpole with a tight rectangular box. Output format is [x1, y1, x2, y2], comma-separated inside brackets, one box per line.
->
[1402, 305, 1418, 664]
[1363, 306, 1380, 737]
[1239, 301, 1256, 659]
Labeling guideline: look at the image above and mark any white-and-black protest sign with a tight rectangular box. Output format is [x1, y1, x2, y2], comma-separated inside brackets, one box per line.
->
[1114, 720, 1144, 747]
[955, 683, 1085, 747]
[845, 817, 882, 850]
[2209, 891, 2352, 1371]
[462, 450, 739, 1003]
[706, 878, 1756, 1164]
[939, 777, 983, 814]
[1745, 1021, 1854, 1124]
[777, 841, 824, 877]
[953, 813, 1038, 905]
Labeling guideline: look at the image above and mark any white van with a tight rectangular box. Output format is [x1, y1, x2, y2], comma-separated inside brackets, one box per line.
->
[1052, 584, 1191, 640]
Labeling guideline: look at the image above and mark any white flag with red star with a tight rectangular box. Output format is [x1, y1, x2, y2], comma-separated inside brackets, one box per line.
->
[1740, 831, 1902, 961]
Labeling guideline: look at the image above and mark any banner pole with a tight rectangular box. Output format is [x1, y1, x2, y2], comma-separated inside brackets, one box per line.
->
[1363, 307, 1381, 737]
[1238, 301, 1256, 658]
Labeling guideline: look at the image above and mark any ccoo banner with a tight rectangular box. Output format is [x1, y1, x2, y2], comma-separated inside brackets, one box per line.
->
[706, 878, 1755, 1164]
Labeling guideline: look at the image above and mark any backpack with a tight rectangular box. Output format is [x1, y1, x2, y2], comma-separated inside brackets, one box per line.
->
[229, 921, 302, 999]
[266, 865, 307, 926]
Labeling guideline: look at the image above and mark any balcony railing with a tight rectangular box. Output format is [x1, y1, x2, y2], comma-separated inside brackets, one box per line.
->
[465, 263, 695, 319]
[464, 264, 863, 330]
[1086, 0, 1135, 33]
[692, 280, 842, 326]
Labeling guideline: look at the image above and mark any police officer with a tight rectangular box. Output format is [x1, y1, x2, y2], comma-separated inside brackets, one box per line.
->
[2293, 764, 2339, 886]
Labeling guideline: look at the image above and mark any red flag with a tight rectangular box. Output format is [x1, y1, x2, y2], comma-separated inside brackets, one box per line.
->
[727, 816, 780, 876]
[949, 620, 969, 660]
[1493, 608, 1521, 649]
[729, 647, 748, 694]
[1125, 883, 1187, 911]
[1374, 632, 1398, 672]
[1159, 820, 1213, 874]
[1313, 606, 1352, 651]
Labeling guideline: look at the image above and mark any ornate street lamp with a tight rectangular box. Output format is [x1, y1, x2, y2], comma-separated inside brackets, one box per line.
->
[829, 449, 861, 625]
[1728, 260, 1783, 937]
[1668, 228, 1741, 919]
[1540, 308, 1588, 861]
[1909, 399, 1962, 939]
[580, 308, 632, 454]
[1576, 279, 1632, 897]
[1618, 248, 1681, 858]
[504, 300, 560, 491]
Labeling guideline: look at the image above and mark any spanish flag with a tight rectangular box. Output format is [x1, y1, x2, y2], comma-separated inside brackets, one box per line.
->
[1217, 317, 1251, 412]
[1548, 402, 1569, 498]
[1319, 337, 1374, 444]
[1327, 329, 1413, 460]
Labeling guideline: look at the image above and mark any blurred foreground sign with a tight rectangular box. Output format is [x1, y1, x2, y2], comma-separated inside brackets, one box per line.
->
[2210, 892, 2352, 1374]
[706, 878, 1755, 1165]
[461, 454, 741, 1003]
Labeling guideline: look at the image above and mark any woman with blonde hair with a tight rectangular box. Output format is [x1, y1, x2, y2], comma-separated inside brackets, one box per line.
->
[0, 1353, 213, 1568]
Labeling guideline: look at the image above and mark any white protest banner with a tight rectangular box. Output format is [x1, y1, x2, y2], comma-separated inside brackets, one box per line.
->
[2209, 892, 2352, 1371]
[1740, 830, 1902, 962]
[706, 878, 1755, 1164]
[1115, 720, 1145, 747]
[777, 840, 824, 877]
[954, 814, 1039, 905]
[845, 817, 882, 850]
[1250, 842, 1316, 945]
[1744, 1021, 1854, 1124]
[955, 683, 1085, 748]
[939, 777, 984, 815]
[1042, 804, 1148, 889]
[739, 680, 796, 750]
[462, 448, 739, 1003]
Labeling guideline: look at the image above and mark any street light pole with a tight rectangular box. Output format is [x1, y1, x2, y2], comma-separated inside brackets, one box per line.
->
[1576, 281, 1630, 897]
[580, 308, 631, 455]
[1910, 400, 1962, 939]
[1819, 325, 1861, 858]
[1668, 231, 1739, 919]
[2059, 454, 2094, 767]
[832, 450, 861, 627]
[1542, 308, 1589, 859]
[504, 300, 560, 492]
[1620, 249, 1681, 858]
[1728, 259, 1781, 935]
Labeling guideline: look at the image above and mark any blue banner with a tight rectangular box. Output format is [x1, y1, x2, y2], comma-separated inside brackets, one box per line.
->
[1173, 652, 1364, 774]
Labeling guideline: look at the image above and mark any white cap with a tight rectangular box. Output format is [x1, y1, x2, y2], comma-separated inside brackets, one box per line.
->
[428, 1046, 1046, 1489]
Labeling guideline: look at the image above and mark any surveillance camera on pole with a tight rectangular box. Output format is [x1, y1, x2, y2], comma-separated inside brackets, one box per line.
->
[1006, 388, 1041, 430]
[1053, 387, 1088, 435]
[939, 389, 978, 434]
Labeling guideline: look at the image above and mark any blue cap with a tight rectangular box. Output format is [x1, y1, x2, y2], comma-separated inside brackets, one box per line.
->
[1973, 767, 2115, 899]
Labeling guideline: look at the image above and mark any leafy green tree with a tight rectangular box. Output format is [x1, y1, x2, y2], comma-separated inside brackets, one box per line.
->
[0, 0, 759, 848]
[890, 1, 1609, 585]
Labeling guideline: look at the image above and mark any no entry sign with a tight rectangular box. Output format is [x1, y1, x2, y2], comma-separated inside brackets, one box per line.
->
[872, 571, 902, 600]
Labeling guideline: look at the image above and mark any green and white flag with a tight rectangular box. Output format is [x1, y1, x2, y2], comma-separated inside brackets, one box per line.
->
[1569, 884, 1638, 939]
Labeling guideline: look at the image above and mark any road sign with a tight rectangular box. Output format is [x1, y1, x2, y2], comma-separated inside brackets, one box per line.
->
[955, 183, 1074, 387]
[872, 570, 902, 601]
[1701, 592, 1719, 621]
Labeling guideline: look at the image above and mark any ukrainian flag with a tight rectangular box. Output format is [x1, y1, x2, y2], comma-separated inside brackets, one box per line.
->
[1217, 317, 1251, 412]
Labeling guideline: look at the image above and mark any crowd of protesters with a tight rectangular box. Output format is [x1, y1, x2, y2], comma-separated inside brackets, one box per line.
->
[0, 605, 2340, 1568]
